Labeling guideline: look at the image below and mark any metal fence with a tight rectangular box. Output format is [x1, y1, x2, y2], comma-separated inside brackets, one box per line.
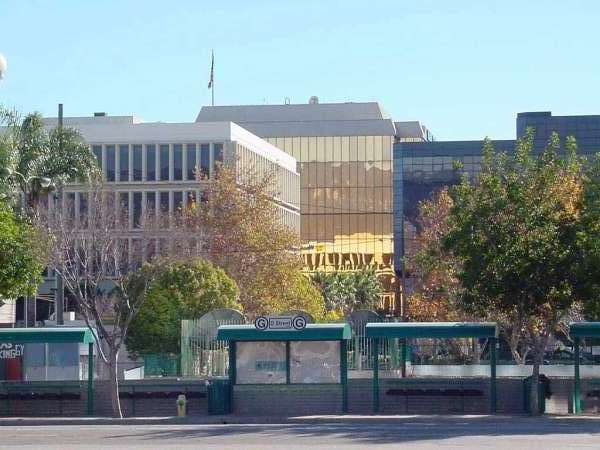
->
[181, 310, 245, 378]
[142, 354, 181, 378]
[179, 309, 405, 377]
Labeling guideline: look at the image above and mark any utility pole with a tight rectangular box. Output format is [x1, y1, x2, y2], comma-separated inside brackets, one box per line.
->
[56, 103, 64, 325]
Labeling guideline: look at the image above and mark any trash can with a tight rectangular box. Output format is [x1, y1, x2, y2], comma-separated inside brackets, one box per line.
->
[207, 379, 231, 415]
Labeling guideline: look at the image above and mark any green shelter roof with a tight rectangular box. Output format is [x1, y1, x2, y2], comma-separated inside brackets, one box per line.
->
[217, 323, 351, 342]
[365, 322, 498, 339]
[0, 327, 95, 344]
[570, 322, 600, 338]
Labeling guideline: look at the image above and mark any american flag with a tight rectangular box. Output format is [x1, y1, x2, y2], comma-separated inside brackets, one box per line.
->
[207, 51, 214, 89]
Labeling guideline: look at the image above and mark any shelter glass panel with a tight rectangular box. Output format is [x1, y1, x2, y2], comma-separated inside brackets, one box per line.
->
[236, 341, 286, 384]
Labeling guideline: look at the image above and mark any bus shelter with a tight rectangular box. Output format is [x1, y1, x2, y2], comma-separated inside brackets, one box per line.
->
[0, 327, 95, 415]
[570, 322, 600, 414]
[217, 323, 351, 414]
[365, 322, 498, 413]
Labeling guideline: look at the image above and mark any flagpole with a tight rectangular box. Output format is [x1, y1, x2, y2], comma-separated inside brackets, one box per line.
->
[211, 50, 214, 106]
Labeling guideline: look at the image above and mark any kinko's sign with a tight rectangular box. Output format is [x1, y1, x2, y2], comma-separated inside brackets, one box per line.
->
[0, 343, 24, 359]
[254, 315, 307, 331]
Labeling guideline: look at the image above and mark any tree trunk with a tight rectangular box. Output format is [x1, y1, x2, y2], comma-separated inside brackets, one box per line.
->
[530, 356, 541, 415]
[108, 349, 123, 418]
[530, 336, 548, 416]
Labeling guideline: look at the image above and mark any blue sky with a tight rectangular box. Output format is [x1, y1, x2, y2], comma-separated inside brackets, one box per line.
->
[0, 0, 598, 140]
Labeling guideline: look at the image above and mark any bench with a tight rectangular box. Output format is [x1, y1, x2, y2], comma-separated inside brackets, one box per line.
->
[386, 388, 484, 397]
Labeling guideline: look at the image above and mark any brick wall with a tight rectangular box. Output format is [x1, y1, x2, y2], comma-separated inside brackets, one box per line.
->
[378, 378, 491, 414]
[0, 380, 208, 417]
[233, 384, 343, 416]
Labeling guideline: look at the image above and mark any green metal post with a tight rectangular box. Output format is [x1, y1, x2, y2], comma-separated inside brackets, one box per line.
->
[401, 339, 407, 378]
[228, 341, 236, 385]
[340, 340, 348, 413]
[373, 337, 379, 413]
[574, 337, 581, 414]
[286, 341, 291, 384]
[490, 337, 497, 414]
[87, 342, 94, 416]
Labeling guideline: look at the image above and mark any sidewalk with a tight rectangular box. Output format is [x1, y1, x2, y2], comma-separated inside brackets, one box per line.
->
[0, 413, 596, 426]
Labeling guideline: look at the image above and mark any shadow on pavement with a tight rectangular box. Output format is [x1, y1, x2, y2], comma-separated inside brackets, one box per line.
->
[102, 416, 600, 445]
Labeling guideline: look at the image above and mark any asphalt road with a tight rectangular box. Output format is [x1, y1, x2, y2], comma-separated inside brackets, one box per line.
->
[3, 417, 600, 449]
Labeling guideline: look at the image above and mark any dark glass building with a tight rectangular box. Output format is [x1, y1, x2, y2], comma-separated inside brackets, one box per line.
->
[395, 111, 600, 294]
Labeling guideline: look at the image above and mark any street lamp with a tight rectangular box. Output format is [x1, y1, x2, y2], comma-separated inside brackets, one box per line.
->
[0, 168, 53, 190]
[0, 53, 6, 79]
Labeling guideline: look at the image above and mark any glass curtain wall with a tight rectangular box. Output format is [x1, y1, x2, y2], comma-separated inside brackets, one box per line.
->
[266, 135, 395, 309]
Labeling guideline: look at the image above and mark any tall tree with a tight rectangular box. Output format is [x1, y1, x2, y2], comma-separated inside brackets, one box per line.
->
[37, 187, 148, 418]
[174, 166, 326, 318]
[405, 187, 463, 322]
[0, 200, 45, 301]
[126, 258, 240, 355]
[444, 132, 588, 414]
[579, 154, 600, 319]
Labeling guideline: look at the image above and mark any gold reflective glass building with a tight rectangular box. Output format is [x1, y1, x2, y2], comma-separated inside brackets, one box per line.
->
[197, 101, 401, 309]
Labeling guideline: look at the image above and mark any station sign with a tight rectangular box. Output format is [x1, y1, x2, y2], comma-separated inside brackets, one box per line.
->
[254, 315, 307, 331]
[0, 343, 24, 359]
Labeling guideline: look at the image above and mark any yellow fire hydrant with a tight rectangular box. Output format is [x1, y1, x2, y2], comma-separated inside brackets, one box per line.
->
[176, 394, 187, 417]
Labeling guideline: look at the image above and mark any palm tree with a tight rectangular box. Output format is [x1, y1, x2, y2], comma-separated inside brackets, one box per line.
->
[0, 106, 99, 325]
[0, 107, 99, 213]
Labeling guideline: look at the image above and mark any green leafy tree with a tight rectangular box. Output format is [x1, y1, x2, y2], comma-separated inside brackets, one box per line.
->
[0, 200, 45, 300]
[126, 258, 240, 355]
[312, 268, 382, 315]
[444, 132, 589, 414]
[405, 188, 464, 322]
[173, 165, 326, 318]
[274, 272, 326, 320]
[580, 154, 600, 318]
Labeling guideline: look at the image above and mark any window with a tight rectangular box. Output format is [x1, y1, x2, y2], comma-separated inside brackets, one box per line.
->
[146, 191, 156, 224]
[92, 145, 102, 170]
[159, 191, 169, 227]
[173, 144, 183, 180]
[133, 192, 142, 229]
[119, 144, 129, 181]
[173, 191, 183, 212]
[160, 144, 169, 181]
[106, 145, 115, 182]
[145, 239, 156, 262]
[132, 145, 142, 181]
[200, 144, 210, 179]
[78, 192, 88, 228]
[119, 192, 129, 229]
[213, 143, 223, 167]
[146, 145, 156, 181]
[236, 342, 286, 384]
[186, 144, 197, 180]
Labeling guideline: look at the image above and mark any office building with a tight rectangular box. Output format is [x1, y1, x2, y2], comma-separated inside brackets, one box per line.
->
[395, 111, 600, 293]
[197, 100, 423, 310]
[28, 115, 300, 325]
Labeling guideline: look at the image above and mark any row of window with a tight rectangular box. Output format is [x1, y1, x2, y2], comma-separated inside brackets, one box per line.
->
[91, 143, 224, 183]
[60, 189, 300, 232]
[266, 135, 393, 163]
[301, 187, 392, 214]
[300, 161, 392, 189]
[301, 212, 393, 243]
